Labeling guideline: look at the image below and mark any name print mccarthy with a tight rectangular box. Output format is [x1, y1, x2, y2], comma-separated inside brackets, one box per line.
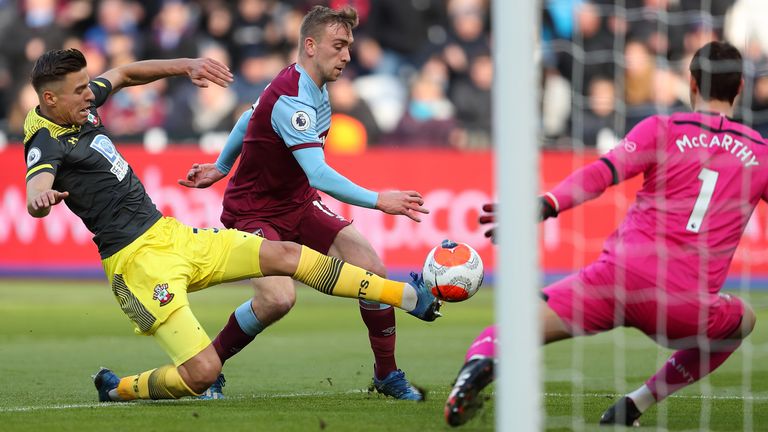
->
[675, 132, 760, 168]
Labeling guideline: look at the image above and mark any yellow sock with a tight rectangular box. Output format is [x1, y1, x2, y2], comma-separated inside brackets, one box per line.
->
[116, 365, 199, 400]
[293, 246, 406, 308]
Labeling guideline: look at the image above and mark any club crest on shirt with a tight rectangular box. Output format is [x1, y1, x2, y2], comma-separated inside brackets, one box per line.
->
[621, 139, 637, 152]
[152, 283, 175, 307]
[26, 147, 41, 168]
[87, 111, 100, 126]
[291, 111, 310, 131]
[253, 228, 264, 237]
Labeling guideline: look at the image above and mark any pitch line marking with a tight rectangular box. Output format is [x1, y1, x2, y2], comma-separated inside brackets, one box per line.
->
[0, 390, 366, 412]
[3, 390, 767, 413]
[544, 392, 768, 401]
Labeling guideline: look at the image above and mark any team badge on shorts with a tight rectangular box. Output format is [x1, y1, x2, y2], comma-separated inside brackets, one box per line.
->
[291, 111, 310, 131]
[152, 283, 175, 307]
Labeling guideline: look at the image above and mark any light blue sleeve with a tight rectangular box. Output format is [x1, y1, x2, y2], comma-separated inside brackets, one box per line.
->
[271, 96, 322, 147]
[293, 147, 378, 209]
[214, 108, 252, 175]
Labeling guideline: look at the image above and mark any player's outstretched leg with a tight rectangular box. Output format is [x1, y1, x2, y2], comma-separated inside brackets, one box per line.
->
[288, 246, 442, 321]
[445, 325, 497, 427]
[406, 271, 443, 321]
[196, 373, 226, 400]
[93, 368, 121, 402]
[600, 299, 755, 427]
[599, 396, 643, 427]
[599, 344, 740, 427]
[93, 309, 224, 402]
[93, 364, 202, 401]
[445, 357, 495, 427]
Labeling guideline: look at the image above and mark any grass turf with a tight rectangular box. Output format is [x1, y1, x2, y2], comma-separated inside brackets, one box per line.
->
[1, 280, 767, 431]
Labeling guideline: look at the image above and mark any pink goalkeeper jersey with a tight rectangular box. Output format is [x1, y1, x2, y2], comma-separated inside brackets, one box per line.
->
[583, 112, 768, 294]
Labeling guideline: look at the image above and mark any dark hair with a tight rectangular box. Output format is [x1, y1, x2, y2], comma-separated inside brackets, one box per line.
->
[31, 49, 88, 93]
[299, 6, 358, 53]
[689, 41, 743, 104]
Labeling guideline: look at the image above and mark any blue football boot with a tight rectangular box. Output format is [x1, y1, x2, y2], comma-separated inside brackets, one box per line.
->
[373, 369, 424, 401]
[197, 373, 226, 400]
[93, 367, 121, 402]
[406, 272, 443, 322]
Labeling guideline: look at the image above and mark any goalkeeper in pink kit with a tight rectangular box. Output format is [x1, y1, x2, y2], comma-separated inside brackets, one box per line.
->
[445, 41, 759, 427]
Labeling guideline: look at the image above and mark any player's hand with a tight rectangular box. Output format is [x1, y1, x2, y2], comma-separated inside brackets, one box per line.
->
[187, 58, 234, 88]
[30, 190, 69, 212]
[376, 190, 429, 222]
[178, 163, 226, 188]
[479, 203, 496, 242]
[539, 196, 558, 221]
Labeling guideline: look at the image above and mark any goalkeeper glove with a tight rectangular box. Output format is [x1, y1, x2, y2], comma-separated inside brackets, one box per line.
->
[479, 198, 557, 243]
[478, 203, 496, 241]
[539, 196, 558, 221]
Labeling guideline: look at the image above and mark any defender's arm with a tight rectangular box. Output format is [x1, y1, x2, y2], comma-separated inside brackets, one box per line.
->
[26, 172, 67, 218]
[98, 58, 233, 94]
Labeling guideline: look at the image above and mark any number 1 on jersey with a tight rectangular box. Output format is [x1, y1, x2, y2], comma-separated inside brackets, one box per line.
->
[686, 167, 719, 233]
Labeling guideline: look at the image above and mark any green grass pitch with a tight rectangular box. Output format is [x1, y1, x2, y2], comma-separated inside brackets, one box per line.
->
[1, 280, 768, 431]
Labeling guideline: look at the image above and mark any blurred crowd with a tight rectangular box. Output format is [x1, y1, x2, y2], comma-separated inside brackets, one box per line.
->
[543, 0, 768, 151]
[0, 0, 491, 152]
[2, 0, 768, 153]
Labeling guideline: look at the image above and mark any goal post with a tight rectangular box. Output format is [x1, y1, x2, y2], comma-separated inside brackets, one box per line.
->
[492, 0, 542, 430]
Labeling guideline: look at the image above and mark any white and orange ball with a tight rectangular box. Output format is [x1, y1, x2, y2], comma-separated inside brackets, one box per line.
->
[422, 240, 484, 302]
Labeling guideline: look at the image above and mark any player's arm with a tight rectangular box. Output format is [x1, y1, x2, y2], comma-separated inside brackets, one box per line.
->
[481, 160, 618, 240]
[541, 115, 662, 219]
[478, 162, 614, 241]
[478, 197, 562, 241]
[293, 149, 428, 222]
[25, 132, 67, 218]
[294, 147, 377, 206]
[178, 108, 252, 188]
[273, 96, 428, 221]
[98, 58, 233, 94]
[480, 117, 662, 238]
[215, 108, 252, 174]
[26, 172, 67, 218]
[538, 158, 617, 220]
[478, 161, 615, 240]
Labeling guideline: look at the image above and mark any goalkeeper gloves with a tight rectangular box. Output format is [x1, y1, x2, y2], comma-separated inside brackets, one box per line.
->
[478, 197, 558, 242]
[539, 196, 558, 221]
[478, 203, 496, 241]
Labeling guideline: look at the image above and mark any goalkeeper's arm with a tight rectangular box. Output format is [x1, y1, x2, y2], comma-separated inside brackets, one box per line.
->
[541, 158, 617, 218]
[480, 158, 615, 239]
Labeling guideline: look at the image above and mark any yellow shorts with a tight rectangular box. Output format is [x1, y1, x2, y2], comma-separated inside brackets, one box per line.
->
[101, 217, 265, 364]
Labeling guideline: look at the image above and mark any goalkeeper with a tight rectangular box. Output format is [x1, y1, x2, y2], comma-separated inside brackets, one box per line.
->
[445, 41, 758, 427]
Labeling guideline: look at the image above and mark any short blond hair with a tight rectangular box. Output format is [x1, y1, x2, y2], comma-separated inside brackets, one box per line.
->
[299, 6, 358, 54]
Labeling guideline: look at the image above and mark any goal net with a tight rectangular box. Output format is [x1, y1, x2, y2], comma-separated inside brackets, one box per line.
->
[524, 1, 764, 430]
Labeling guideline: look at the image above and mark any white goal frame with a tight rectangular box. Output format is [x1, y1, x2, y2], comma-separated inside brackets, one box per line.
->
[492, 0, 542, 430]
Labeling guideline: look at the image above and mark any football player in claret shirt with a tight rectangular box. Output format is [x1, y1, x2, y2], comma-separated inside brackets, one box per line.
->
[444, 41, 759, 427]
[24, 48, 440, 404]
[180, 6, 431, 400]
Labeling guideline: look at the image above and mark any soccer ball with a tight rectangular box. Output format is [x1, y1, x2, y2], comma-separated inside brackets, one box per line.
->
[422, 239, 484, 302]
